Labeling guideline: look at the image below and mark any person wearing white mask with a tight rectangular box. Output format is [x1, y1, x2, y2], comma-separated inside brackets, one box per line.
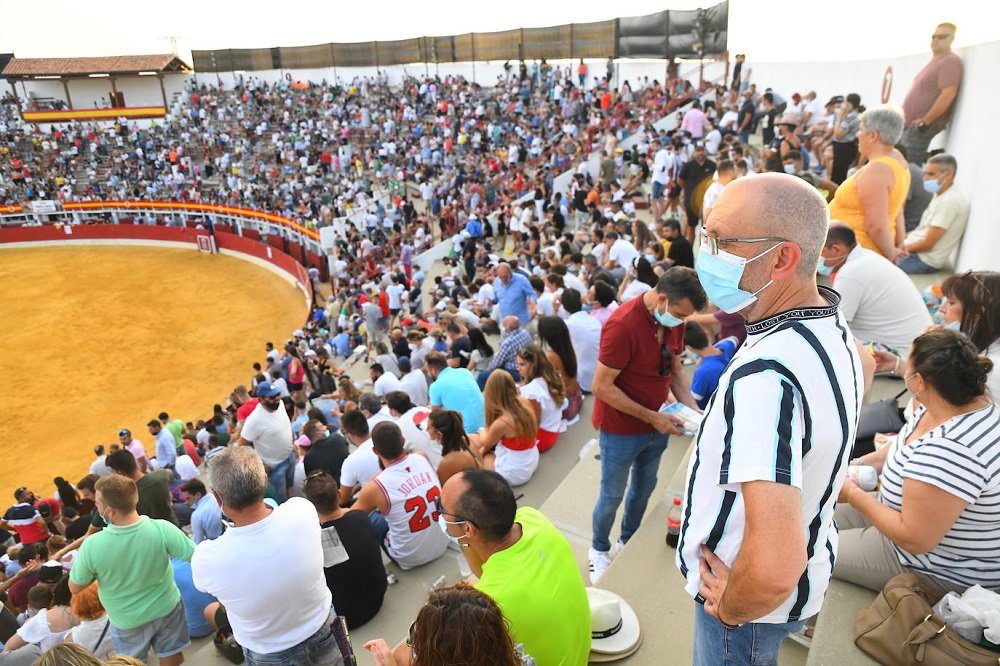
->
[898, 154, 969, 274]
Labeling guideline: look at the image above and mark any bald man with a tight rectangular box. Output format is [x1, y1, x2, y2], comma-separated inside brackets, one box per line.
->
[478, 315, 532, 389]
[492, 262, 536, 325]
[678, 173, 872, 664]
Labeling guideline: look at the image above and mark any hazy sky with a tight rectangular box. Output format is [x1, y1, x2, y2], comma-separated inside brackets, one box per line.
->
[2, 0, 996, 64]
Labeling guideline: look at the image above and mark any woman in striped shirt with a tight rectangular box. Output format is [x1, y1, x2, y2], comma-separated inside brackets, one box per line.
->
[834, 329, 999, 593]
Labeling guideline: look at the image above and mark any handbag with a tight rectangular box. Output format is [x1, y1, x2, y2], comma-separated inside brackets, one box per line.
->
[854, 573, 1000, 665]
[853, 388, 907, 457]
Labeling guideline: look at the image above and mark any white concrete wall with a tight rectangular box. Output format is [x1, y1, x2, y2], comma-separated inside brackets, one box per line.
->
[15, 74, 188, 110]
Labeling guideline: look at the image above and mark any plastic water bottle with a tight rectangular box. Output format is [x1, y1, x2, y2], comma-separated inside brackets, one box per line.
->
[666, 497, 683, 548]
[846, 465, 879, 491]
[430, 574, 447, 590]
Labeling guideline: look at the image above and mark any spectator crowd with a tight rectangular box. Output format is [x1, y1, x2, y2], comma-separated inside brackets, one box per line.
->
[2, 23, 998, 664]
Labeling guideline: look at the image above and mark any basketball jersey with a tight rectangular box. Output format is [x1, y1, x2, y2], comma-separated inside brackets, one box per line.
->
[374, 454, 449, 570]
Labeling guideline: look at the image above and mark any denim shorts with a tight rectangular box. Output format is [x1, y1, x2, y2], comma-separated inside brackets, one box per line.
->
[109, 599, 190, 659]
[243, 609, 343, 666]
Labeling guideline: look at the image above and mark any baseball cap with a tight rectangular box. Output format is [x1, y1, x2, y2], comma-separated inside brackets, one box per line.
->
[398, 356, 412, 371]
[256, 381, 281, 398]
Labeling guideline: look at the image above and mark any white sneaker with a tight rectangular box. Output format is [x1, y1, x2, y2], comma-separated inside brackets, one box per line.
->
[588, 548, 612, 584]
[613, 539, 627, 556]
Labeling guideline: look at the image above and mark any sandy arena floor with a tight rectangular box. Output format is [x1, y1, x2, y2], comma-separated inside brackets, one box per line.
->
[0, 245, 308, 505]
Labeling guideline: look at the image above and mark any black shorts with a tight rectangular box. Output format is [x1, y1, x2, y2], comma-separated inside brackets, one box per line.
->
[288, 382, 304, 391]
[390, 308, 401, 316]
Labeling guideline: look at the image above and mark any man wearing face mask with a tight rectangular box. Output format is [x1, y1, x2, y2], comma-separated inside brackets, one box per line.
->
[235, 381, 296, 504]
[819, 224, 932, 358]
[70, 475, 194, 666]
[679, 174, 872, 665]
[351, 422, 448, 570]
[899, 154, 969, 274]
[588, 267, 707, 584]
[440, 469, 590, 666]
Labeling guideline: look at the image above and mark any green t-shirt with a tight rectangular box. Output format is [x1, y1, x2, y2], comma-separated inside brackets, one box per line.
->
[476, 507, 591, 666]
[165, 419, 185, 450]
[71, 516, 195, 629]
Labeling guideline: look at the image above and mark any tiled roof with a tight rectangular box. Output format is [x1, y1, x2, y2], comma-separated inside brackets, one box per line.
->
[2, 55, 191, 77]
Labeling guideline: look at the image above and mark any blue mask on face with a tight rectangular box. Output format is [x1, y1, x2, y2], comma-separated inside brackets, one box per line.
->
[817, 252, 846, 277]
[944, 320, 961, 331]
[654, 301, 684, 327]
[922, 178, 942, 194]
[783, 163, 797, 174]
[438, 515, 468, 547]
[695, 243, 783, 313]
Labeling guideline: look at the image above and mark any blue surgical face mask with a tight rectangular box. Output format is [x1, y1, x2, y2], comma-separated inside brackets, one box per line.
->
[944, 320, 961, 331]
[783, 163, 797, 175]
[817, 252, 846, 277]
[645, 253, 656, 264]
[922, 178, 942, 194]
[695, 243, 783, 314]
[438, 515, 468, 547]
[654, 300, 684, 327]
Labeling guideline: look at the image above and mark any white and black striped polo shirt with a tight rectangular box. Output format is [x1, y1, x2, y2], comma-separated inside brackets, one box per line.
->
[676, 286, 864, 623]
[880, 401, 1000, 589]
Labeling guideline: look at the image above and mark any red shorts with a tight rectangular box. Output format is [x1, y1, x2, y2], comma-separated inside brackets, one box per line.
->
[536, 428, 559, 453]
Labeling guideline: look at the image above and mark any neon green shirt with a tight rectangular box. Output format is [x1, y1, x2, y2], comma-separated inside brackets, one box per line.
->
[70, 516, 195, 629]
[476, 507, 591, 665]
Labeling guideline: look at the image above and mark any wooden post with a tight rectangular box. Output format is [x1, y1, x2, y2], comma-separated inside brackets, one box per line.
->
[61, 77, 73, 109]
[157, 74, 168, 108]
[9, 79, 22, 114]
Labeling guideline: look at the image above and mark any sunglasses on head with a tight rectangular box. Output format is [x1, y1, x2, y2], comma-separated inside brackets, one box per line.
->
[118, 429, 130, 436]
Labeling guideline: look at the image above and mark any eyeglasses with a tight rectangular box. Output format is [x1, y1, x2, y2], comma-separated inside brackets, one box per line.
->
[433, 496, 478, 529]
[660, 343, 674, 377]
[931, 33, 952, 40]
[701, 225, 787, 256]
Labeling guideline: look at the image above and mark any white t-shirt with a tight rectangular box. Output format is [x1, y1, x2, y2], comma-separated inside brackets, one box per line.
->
[241, 404, 294, 467]
[704, 129, 723, 155]
[702, 181, 724, 218]
[608, 239, 639, 270]
[397, 407, 441, 469]
[373, 454, 449, 569]
[386, 283, 406, 309]
[400, 371, 430, 407]
[340, 439, 380, 490]
[192, 498, 332, 654]
[519, 377, 561, 432]
[621, 279, 652, 302]
[832, 245, 932, 357]
[906, 187, 970, 271]
[373, 371, 403, 398]
[652, 148, 672, 185]
[176, 455, 200, 481]
[566, 311, 602, 393]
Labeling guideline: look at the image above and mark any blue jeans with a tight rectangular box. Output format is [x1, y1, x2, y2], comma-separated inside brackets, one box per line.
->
[896, 252, 938, 274]
[243, 609, 342, 666]
[693, 602, 803, 666]
[477, 367, 520, 390]
[369, 511, 389, 545]
[591, 430, 669, 552]
[268, 451, 297, 504]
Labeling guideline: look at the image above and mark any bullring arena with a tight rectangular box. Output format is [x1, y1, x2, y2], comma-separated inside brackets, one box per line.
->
[0, 241, 307, 504]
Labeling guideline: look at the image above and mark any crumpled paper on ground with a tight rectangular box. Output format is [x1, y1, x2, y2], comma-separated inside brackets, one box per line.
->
[933, 585, 1000, 643]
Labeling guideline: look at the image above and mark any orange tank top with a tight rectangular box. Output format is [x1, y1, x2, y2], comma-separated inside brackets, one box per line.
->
[828, 155, 910, 257]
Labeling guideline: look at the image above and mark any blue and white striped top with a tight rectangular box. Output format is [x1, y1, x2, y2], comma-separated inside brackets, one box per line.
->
[879, 401, 1000, 590]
